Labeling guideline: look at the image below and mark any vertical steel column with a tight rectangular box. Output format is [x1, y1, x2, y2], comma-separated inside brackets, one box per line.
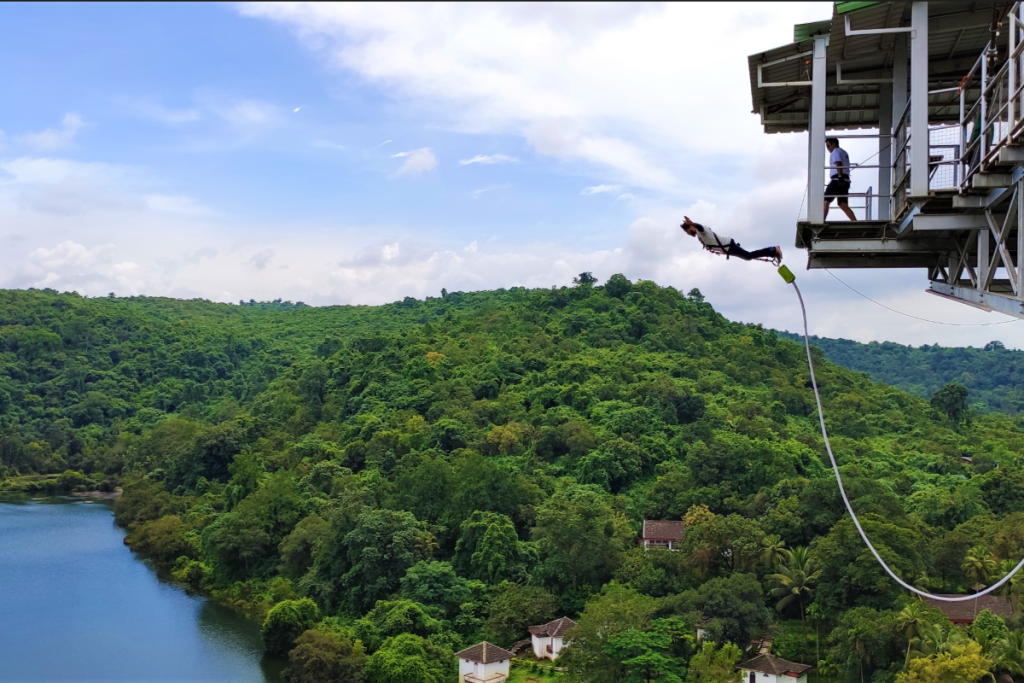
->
[910, 2, 930, 197]
[808, 34, 829, 224]
[893, 35, 908, 120]
[1018, 180, 1023, 297]
[979, 224, 990, 289]
[878, 83, 893, 220]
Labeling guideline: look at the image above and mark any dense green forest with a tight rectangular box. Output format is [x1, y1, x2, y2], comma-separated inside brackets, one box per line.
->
[780, 331, 1024, 415]
[4, 279, 1024, 683]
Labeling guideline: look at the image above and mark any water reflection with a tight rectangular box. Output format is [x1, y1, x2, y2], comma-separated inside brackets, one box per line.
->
[0, 498, 285, 682]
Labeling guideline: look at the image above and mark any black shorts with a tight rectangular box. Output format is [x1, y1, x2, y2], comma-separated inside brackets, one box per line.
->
[825, 177, 850, 205]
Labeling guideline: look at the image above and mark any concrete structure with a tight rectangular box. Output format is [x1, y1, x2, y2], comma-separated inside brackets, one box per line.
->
[923, 594, 1018, 624]
[737, 653, 812, 683]
[528, 616, 576, 660]
[455, 642, 512, 683]
[642, 520, 685, 551]
[748, 2, 1024, 320]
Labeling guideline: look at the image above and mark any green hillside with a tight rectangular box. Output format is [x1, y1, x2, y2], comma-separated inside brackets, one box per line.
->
[780, 332, 1024, 415]
[3, 280, 1024, 683]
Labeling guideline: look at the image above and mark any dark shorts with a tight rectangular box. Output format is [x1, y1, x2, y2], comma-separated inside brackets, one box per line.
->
[825, 177, 850, 205]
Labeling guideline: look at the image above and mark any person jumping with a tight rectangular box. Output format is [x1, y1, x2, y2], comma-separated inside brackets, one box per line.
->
[680, 216, 782, 264]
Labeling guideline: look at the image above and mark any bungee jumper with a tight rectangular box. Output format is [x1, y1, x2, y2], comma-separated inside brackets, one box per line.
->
[680, 216, 782, 265]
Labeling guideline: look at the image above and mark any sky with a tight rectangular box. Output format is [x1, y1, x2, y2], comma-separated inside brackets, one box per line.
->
[1, 2, 1021, 349]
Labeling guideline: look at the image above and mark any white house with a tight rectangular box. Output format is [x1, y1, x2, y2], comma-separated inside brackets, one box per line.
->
[455, 642, 513, 683]
[528, 616, 576, 660]
[736, 654, 812, 683]
[642, 520, 685, 550]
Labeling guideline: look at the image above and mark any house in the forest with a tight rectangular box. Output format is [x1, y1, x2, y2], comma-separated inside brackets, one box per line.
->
[528, 617, 576, 660]
[642, 520, 685, 551]
[923, 595, 1018, 624]
[736, 653, 812, 683]
[455, 642, 513, 683]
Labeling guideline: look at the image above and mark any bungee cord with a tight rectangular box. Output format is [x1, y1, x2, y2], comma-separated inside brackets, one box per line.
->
[786, 272, 1024, 602]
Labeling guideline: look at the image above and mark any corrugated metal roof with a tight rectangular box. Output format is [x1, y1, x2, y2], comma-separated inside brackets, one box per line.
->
[748, 1, 1005, 134]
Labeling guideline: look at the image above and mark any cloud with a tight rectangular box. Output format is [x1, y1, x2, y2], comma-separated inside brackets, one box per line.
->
[459, 154, 518, 165]
[214, 99, 280, 127]
[312, 140, 346, 151]
[581, 184, 622, 195]
[19, 113, 90, 151]
[293, 106, 302, 113]
[468, 183, 509, 199]
[249, 249, 274, 270]
[237, 2, 831, 191]
[391, 148, 438, 176]
[378, 140, 393, 146]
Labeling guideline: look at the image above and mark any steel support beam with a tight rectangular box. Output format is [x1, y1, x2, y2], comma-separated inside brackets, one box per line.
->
[878, 82, 893, 221]
[892, 35, 908, 147]
[929, 282, 1024, 318]
[808, 35, 829, 224]
[910, 2, 930, 197]
[911, 215, 990, 230]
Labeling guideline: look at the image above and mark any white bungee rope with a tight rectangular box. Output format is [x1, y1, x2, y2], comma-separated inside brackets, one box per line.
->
[787, 272, 1024, 602]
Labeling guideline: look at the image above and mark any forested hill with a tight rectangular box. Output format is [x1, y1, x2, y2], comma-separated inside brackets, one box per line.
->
[4, 280, 1024, 683]
[779, 331, 1024, 415]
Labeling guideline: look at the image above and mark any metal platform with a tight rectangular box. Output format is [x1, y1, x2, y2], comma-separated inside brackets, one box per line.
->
[750, 1, 1024, 319]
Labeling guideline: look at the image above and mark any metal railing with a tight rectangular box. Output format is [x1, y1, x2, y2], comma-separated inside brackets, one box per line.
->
[956, 2, 1024, 188]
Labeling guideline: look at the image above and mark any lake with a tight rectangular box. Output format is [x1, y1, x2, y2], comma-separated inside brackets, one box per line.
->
[0, 497, 285, 683]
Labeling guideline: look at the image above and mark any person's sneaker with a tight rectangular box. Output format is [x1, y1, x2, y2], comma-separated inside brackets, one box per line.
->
[773, 246, 783, 265]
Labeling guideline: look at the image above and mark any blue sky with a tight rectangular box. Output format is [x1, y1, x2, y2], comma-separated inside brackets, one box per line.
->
[2, 2, 1022, 348]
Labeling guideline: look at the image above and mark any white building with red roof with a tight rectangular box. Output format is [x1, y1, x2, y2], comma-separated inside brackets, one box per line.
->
[642, 520, 685, 550]
[455, 641, 513, 683]
[736, 653, 812, 683]
[528, 616, 577, 660]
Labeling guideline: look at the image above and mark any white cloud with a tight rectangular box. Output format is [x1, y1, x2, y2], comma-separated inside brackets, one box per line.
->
[249, 249, 274, 270]
[215, 99, 280, 127]
[459, 154, 518, 165]
[19, 113, 90, 151]
[312, 140, 346, 151]
[237, 2, 831, 191]
[581, 184, 622, 195]
[468, 183, 508, 199]
[391, 147, 438, 176]
[293, 107, 302, 113]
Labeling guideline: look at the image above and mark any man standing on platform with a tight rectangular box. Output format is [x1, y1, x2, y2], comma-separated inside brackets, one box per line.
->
[824, 138, 857, 221]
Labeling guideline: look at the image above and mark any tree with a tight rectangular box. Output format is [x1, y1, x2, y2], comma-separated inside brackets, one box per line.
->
[895, 640, 993, 683]
[399, 561, 469, 619]
[263, 598, 321, 656]
[284, 630, 366, 683]
[573, 272, 598, 287]
[605, 274, 633, 299]
[969, 609, 1008, 644]
[931, 383, 970, 427]
[895, 601, 930, 667]
[454, 511, 534, 584]
[962, 545, 997, 591]
[761, 534, 788, 570]
[533, 484, 626, 597]
[364, 634, 452, 683]
[279, 514, 329, 579]
[992, 631, 1024, 679]
[768, 546, 820, 653]
[354, 599, 444, 653]
[604, 617, 692, 683]
[315, 508, 426, 612]
[559, 582, 660, 683]
[685, 642, 742, 683]
[484, 582, 557, 646]
[684, 573, 772, 646]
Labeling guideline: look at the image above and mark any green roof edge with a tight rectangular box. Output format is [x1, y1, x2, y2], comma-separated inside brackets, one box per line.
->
[836, 1, 882, 15]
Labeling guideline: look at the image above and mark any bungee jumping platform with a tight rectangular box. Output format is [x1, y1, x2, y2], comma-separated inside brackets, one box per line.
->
[750, 1, 1024, 318]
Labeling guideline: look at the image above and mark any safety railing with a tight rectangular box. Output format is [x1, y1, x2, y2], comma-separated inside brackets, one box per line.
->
[957, 2, 1024, 189]
[893, 97, 911, 215]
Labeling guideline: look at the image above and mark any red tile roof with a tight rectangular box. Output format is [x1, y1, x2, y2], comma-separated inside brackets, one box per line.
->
[455, 641, 514, 664]
[923, 595, 1017, 623]
[737, 653, 812, 676]
[643, 520, 685, 541]
[528, 617, 577, 638]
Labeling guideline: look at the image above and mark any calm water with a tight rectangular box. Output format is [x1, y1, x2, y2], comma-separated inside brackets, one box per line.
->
[0, 498, 285, 683]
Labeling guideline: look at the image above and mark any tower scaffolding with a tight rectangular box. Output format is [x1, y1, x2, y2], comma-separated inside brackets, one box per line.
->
[749, 1, 1024, 318]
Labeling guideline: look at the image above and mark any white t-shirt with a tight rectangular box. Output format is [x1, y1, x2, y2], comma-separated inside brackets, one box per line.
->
[830, 147, 851, 179]
[696, 225, 732, 252]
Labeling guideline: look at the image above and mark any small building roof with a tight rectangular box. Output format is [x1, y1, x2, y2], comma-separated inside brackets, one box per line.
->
[642, 520, 685, 541]
[737, 653, 813, 677]
[529, 616, 577, 638]
[455, 641, 514, 664]
[923, 595, 1018, 623]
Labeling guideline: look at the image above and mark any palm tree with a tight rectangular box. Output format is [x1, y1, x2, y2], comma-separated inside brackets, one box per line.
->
[895, 601, 929, 667]
[993, 558, 1018, 608]
[963, 545, 998, 592]
[769, 545, 821, 654]
[761, 534, 788, 570]
[907, 622, 947, 661]
[993, 631, 1024, 679]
